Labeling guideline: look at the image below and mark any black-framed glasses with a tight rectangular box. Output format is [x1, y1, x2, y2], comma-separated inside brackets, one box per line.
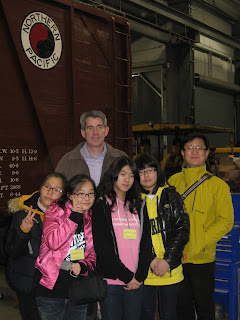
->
[183, 146, 207, 152]
[139, 168, 157, 176]
[73, 192, 95, 199]
[42, 184, 63, 195]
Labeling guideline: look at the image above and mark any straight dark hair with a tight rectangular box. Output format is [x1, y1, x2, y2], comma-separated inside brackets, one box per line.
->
[65, 174, 96, 205]
[134, 153, 166, 194]
[181, 132, 209, 150]
[67, 174, 96, 195]
[97, 156, 141, 213]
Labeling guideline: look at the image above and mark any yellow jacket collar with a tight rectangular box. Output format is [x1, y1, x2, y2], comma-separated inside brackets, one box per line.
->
[182, 165, 207, 183]
[141, 184, 168, 200]
[17, 191, 44, 218]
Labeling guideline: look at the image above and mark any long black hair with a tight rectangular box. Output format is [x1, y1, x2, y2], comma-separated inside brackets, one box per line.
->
[134, 153, 166, 194]
[97, 156, 141, 213]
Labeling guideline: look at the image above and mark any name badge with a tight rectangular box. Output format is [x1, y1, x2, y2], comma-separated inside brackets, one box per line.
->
[123, 229, 136, 239]
[70, 249, 85, 261]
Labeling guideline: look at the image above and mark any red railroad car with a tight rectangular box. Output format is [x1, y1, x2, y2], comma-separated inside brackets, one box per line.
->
[0, 0, 132, 217]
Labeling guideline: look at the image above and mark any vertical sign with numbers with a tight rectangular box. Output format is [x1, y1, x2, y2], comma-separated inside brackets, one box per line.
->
[0, 148, 38, 201]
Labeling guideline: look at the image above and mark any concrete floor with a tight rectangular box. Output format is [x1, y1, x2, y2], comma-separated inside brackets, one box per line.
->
[0, 295, 21, 319]
[0, 264, 230, 320]
[0, 265, 21, 319]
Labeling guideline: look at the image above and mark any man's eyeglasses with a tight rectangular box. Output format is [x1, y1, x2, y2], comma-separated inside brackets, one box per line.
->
[73, 192, 95, 199]
[42, 184, 63, 195]
[139, 168, 157, 176]
[183, 146, 207, 152]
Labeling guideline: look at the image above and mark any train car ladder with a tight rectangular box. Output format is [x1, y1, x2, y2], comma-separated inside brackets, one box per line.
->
[111, 17, 132, 156]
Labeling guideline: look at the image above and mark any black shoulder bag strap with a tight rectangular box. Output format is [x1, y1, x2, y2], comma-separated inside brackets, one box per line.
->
[181, 172, 213, 201]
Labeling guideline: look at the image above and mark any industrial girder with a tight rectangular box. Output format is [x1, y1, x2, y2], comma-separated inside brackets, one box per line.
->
[129, 0, 240, 49]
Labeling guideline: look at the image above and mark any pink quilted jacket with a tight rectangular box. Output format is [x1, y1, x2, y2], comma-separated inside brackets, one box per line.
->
[35, 200, 96, 290]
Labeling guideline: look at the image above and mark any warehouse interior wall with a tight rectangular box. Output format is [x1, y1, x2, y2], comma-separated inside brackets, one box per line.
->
[194, 87, 234, 147]
[128, 0, 240, 155]
[81, 0, 240, 153]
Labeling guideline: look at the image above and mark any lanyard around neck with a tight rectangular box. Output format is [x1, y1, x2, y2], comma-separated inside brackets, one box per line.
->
[116, 198, 138, 229]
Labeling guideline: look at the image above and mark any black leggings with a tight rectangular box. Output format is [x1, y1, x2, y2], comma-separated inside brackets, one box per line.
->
[16, 290, 40, 320]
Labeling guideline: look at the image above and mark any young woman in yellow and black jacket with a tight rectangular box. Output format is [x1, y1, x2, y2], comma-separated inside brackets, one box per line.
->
[5, 172, 67, 320]
[134, 154, 190, 320]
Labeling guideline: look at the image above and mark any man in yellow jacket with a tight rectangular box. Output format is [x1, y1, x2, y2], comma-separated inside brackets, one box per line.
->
[168, 132, 234, 320]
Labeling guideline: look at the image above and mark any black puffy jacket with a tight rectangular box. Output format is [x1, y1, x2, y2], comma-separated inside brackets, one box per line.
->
[142, 186, 190, 271]
[5, 192, 44, 294]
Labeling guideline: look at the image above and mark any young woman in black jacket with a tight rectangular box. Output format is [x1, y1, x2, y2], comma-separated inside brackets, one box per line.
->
[5, 172, 67, 320]
[134, 154, 190, 320]
[92, 156, 152, 320]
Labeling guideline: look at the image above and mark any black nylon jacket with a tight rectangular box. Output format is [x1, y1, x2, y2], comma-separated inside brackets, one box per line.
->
[5, 192, 43, 294]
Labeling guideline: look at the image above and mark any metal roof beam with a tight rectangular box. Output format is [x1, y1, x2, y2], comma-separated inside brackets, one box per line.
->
[129, 19, 177, 44]
[129, 0, 240, 49]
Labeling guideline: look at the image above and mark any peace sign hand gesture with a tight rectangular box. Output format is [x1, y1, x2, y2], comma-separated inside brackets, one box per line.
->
[70, 195, 84, 213]
[21, 206, 38, 231]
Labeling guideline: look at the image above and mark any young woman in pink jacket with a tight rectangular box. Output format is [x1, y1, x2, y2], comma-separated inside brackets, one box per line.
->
[92, 156, 152, 320]
[35, 174, 96, 320]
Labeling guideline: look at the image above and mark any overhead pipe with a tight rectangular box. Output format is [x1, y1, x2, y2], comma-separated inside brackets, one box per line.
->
[84, 0, 193, 44]
[195, 74, 240, 94]
[194, 43, 233, 61]
[129, 19, 178, 44]
[130, 0, 240, 49]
